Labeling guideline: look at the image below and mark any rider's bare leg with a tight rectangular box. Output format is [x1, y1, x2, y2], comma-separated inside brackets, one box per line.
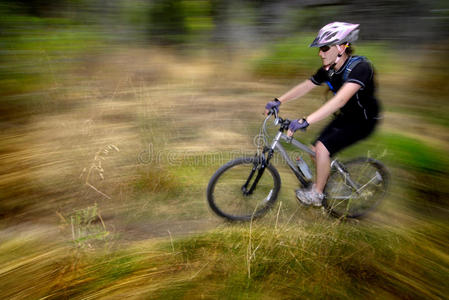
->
[309, 145, 316, 163]
[314, 141, 331, 194]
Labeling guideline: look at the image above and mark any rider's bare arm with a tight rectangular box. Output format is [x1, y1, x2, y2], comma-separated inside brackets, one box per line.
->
[278, 79, 317, 103]
[306, 82, 361, 124]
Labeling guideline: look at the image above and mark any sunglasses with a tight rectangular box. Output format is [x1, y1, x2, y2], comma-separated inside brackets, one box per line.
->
[319, 45, 331, 52]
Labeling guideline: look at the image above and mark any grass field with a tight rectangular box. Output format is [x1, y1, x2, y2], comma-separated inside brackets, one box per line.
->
[0, 46, 448, 299]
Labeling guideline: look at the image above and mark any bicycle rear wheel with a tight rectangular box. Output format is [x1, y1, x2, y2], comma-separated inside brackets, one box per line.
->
[207, 157, 281, 221]
[324, 157, 389, 218]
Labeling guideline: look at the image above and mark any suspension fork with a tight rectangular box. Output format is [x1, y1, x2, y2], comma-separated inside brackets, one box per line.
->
[241, 147, 274, 196]
[242, 131, 283, 196]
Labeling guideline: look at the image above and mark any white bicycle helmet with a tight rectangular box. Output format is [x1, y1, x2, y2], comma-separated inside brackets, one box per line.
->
[310, 22, 359, 48]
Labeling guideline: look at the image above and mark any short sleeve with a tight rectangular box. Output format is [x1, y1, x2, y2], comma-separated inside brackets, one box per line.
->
[346, 61, 373, 90]
[310, 67, 328, 86]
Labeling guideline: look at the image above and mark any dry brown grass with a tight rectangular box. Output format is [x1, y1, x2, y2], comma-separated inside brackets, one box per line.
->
[0, 46, 448, 299]
[1, 46, 446, 223]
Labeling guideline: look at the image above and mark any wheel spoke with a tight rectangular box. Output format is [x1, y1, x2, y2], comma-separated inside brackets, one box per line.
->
[207, 157, 281, 221]
[355, 171, 382, 193]
[324, 158, 388, 218]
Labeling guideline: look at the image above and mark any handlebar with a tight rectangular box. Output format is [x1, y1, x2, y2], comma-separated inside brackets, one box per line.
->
[265, 109, 291, 132]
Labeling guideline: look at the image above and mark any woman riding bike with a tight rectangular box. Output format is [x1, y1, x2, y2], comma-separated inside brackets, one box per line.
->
[265, 22, 381, 207]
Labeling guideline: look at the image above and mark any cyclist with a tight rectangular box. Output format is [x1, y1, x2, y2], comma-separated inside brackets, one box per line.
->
[265, 22, 380, 207]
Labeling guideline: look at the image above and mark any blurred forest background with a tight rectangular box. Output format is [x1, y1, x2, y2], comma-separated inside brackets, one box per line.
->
[0, 0, 448, 299]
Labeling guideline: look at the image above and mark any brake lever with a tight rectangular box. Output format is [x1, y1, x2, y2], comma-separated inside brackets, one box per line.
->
[272, 109, 280, 125]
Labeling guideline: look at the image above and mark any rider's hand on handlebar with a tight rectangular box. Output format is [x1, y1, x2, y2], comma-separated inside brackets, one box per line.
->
[287, 118, 309, 137]
[264, 98, 281, 116]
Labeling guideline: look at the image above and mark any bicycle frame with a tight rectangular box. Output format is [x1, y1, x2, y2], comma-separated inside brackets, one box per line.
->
[242, 112, 363, 197]
[242, 129, 313, 195]
[245, 112, 317, 191]
[270, 130, 315, 187]
[260, 113, 360, 192]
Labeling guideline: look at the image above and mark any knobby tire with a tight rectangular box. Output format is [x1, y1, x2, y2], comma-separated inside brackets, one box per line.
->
[207, 157, 281, 221]
[324, 157, 389, 218]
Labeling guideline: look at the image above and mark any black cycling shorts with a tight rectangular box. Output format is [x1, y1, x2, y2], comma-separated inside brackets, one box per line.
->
[314, 117, 377, 156]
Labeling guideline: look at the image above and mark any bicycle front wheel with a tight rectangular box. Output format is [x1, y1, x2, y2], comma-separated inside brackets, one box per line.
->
[207, 157, 281, 221]
[324, 157, 389, 218]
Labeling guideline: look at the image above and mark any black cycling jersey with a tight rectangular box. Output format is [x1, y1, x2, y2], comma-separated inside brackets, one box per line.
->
[310, 56, 380, 121]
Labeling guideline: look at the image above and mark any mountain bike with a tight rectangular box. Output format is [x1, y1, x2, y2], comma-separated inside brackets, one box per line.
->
[206, 110, 389, 221]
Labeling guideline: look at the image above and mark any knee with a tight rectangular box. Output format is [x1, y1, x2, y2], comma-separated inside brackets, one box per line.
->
[315, 141, 330, 158]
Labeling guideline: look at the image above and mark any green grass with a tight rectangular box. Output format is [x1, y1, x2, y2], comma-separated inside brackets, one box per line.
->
[379, 132, 448, 173]
[338, 130, 449, 175]
[250, 34, 318, 78]
[251, 35, 402, 79]
[0, 12, 104, 99]
[1, 218, 447, 299]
